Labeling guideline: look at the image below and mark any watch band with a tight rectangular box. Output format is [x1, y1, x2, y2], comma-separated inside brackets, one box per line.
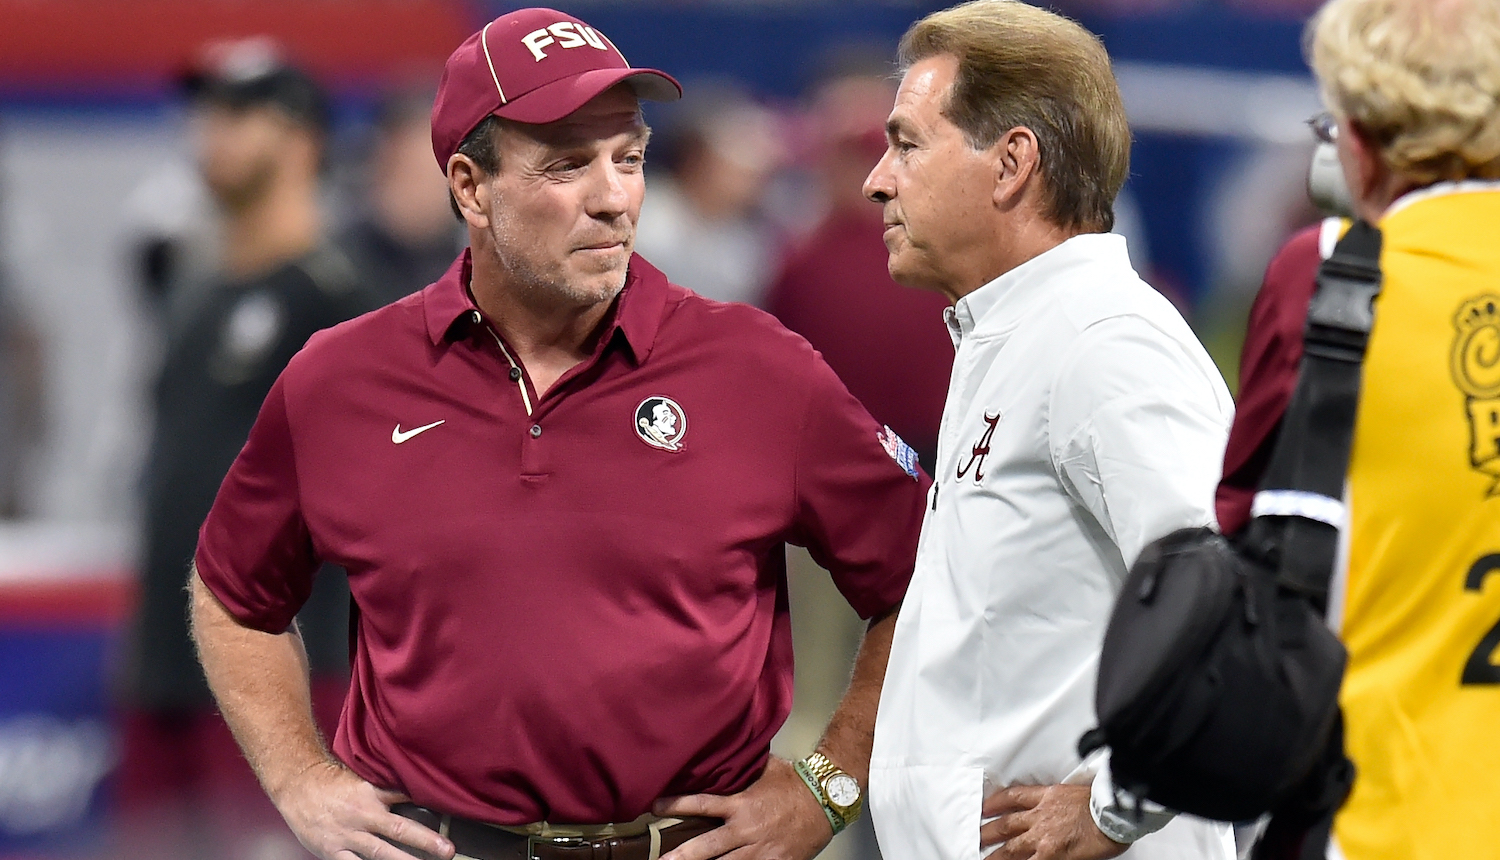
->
[793, 757, 845, 834]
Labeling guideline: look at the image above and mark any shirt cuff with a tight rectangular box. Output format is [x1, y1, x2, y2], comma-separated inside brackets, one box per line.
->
[1088, 759, 1176, 845]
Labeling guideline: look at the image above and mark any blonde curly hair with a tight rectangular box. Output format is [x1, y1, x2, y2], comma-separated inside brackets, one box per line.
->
[1308, 0, 1500, 183]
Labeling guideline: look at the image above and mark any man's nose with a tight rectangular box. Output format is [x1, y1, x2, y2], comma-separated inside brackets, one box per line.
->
[591, 162, 633, 216]
[864, 150, 895, 204]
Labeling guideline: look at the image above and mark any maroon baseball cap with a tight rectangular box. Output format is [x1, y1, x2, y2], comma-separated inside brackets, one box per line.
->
[431, 7, 682, 169]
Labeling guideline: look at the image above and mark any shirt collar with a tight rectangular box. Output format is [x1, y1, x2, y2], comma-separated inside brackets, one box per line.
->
[1382, 178, 1500, 220]
[947, 232, 1131, 345]
[423, 250, 479, 345]
[422, 248, 671, 364]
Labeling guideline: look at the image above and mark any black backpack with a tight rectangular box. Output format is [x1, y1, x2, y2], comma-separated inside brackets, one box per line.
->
[1081, 221, 1381, 835]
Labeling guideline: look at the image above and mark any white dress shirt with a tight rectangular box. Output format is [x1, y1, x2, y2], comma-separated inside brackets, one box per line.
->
[869, 233, 1236, 860]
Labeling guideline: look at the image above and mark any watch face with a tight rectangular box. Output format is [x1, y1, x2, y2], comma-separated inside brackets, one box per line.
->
[825, 774, 861, 808]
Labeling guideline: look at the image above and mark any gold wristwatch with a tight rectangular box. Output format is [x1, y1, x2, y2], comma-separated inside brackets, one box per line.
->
[794, 751, 863, 834]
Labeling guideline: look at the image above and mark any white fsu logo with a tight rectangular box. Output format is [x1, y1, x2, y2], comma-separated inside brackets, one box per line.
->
[522, 22, 611, 62]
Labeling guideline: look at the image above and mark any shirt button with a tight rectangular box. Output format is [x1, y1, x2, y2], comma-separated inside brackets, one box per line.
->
[529, 424, 542, 438]
[509, 367, 522, 382]
[470, 310, 482, 324]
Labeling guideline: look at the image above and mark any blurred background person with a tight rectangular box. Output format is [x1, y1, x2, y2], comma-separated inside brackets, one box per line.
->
[0, 147, 43, 519]
[0, 273, 43, 520]
[335, 84, 463, 307]
[634, 79, 787, 306]
[121, 159, 222, 327]
[758, 52, 957, 860]
[765, 50, 953, 473]
[113, 38, 362, 860]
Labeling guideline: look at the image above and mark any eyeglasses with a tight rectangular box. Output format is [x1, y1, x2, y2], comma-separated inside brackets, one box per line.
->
[1308, 111, 1338, 145]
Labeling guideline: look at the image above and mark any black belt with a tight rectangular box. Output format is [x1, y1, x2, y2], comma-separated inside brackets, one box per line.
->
[389, 803, 722, 860]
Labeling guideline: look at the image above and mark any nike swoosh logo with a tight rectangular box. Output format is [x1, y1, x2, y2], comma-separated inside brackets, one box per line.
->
[392, 420, 445, 444]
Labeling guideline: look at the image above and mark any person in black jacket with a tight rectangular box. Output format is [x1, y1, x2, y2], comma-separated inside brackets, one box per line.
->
[115, 39, 366, 860]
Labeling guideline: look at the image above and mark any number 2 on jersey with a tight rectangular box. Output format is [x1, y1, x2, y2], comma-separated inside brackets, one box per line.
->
[1462, 553, 1500, 685]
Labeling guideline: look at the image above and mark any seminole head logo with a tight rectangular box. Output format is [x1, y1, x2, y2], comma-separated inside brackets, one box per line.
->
[1453, 295, 1500, 496]
[635, 396, 687, 452]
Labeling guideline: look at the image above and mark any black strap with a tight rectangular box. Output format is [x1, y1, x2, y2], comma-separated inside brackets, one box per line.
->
[1244, 220, 1383, 606]
[1251, 712, 1354, 860]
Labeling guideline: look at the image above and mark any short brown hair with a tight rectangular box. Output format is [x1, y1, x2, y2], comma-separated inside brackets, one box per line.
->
[899, 0, 1131, 232]
[1308, 0, 1500, 183]
[448, 115, 505, 222]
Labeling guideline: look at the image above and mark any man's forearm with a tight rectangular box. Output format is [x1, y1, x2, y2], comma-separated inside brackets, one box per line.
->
[189, 567, 334, 803]
[814, 603, 899, 785]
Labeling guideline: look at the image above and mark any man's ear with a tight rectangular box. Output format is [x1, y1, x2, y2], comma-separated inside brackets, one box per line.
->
[991, 126, 1040, 209]
[447, 154, 491, 229]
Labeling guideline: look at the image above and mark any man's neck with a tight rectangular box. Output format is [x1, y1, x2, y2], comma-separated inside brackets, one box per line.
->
[948, 217, 1082, 304]
[222, 177, 321, 280]
[469, 253, 619, 397]
[1358, 173, 1426, 224]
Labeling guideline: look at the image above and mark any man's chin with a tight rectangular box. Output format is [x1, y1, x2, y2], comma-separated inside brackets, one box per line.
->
[885, 253, 924, 289]
[566, 267, 629, 307]
[885, 256, 953, 300]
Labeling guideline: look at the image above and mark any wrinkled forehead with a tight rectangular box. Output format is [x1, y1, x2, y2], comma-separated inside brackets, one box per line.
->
[895, 58, 955, 114]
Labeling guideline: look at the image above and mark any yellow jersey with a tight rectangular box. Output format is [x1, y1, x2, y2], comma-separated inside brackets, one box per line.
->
[1333, 181, 1500, 859]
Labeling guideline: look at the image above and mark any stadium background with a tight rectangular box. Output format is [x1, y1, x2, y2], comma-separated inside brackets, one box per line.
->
[0, 0, 1323, 856]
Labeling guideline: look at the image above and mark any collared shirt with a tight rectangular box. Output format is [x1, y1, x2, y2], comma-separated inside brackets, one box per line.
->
[195, 250, 929, 825]
[869, 233, 1236, 860]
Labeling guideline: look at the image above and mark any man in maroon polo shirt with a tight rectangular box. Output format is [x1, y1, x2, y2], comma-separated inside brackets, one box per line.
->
[186, 8, 929, 860]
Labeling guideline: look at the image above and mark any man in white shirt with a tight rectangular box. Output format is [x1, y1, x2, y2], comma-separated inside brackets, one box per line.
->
[862, 3, 1237, 859]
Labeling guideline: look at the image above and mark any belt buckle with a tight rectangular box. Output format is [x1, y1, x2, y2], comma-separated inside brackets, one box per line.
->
[527, 833, 588, 860]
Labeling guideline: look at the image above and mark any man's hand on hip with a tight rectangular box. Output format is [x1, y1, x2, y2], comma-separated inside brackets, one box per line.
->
[652, 756, 833, 860]
[273, 760, 456, 860]
[981, 784, 1127, 860]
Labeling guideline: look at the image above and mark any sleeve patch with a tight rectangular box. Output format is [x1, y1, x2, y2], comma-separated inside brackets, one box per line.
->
[877, 425, 922, 480]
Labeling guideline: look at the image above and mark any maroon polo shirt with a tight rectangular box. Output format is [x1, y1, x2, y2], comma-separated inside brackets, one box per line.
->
[1216, 224, 1322, 534]
[194, 250, 928, 825]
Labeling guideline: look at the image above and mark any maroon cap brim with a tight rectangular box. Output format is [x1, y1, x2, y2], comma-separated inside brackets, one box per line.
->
[491, 67, 681, 125]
